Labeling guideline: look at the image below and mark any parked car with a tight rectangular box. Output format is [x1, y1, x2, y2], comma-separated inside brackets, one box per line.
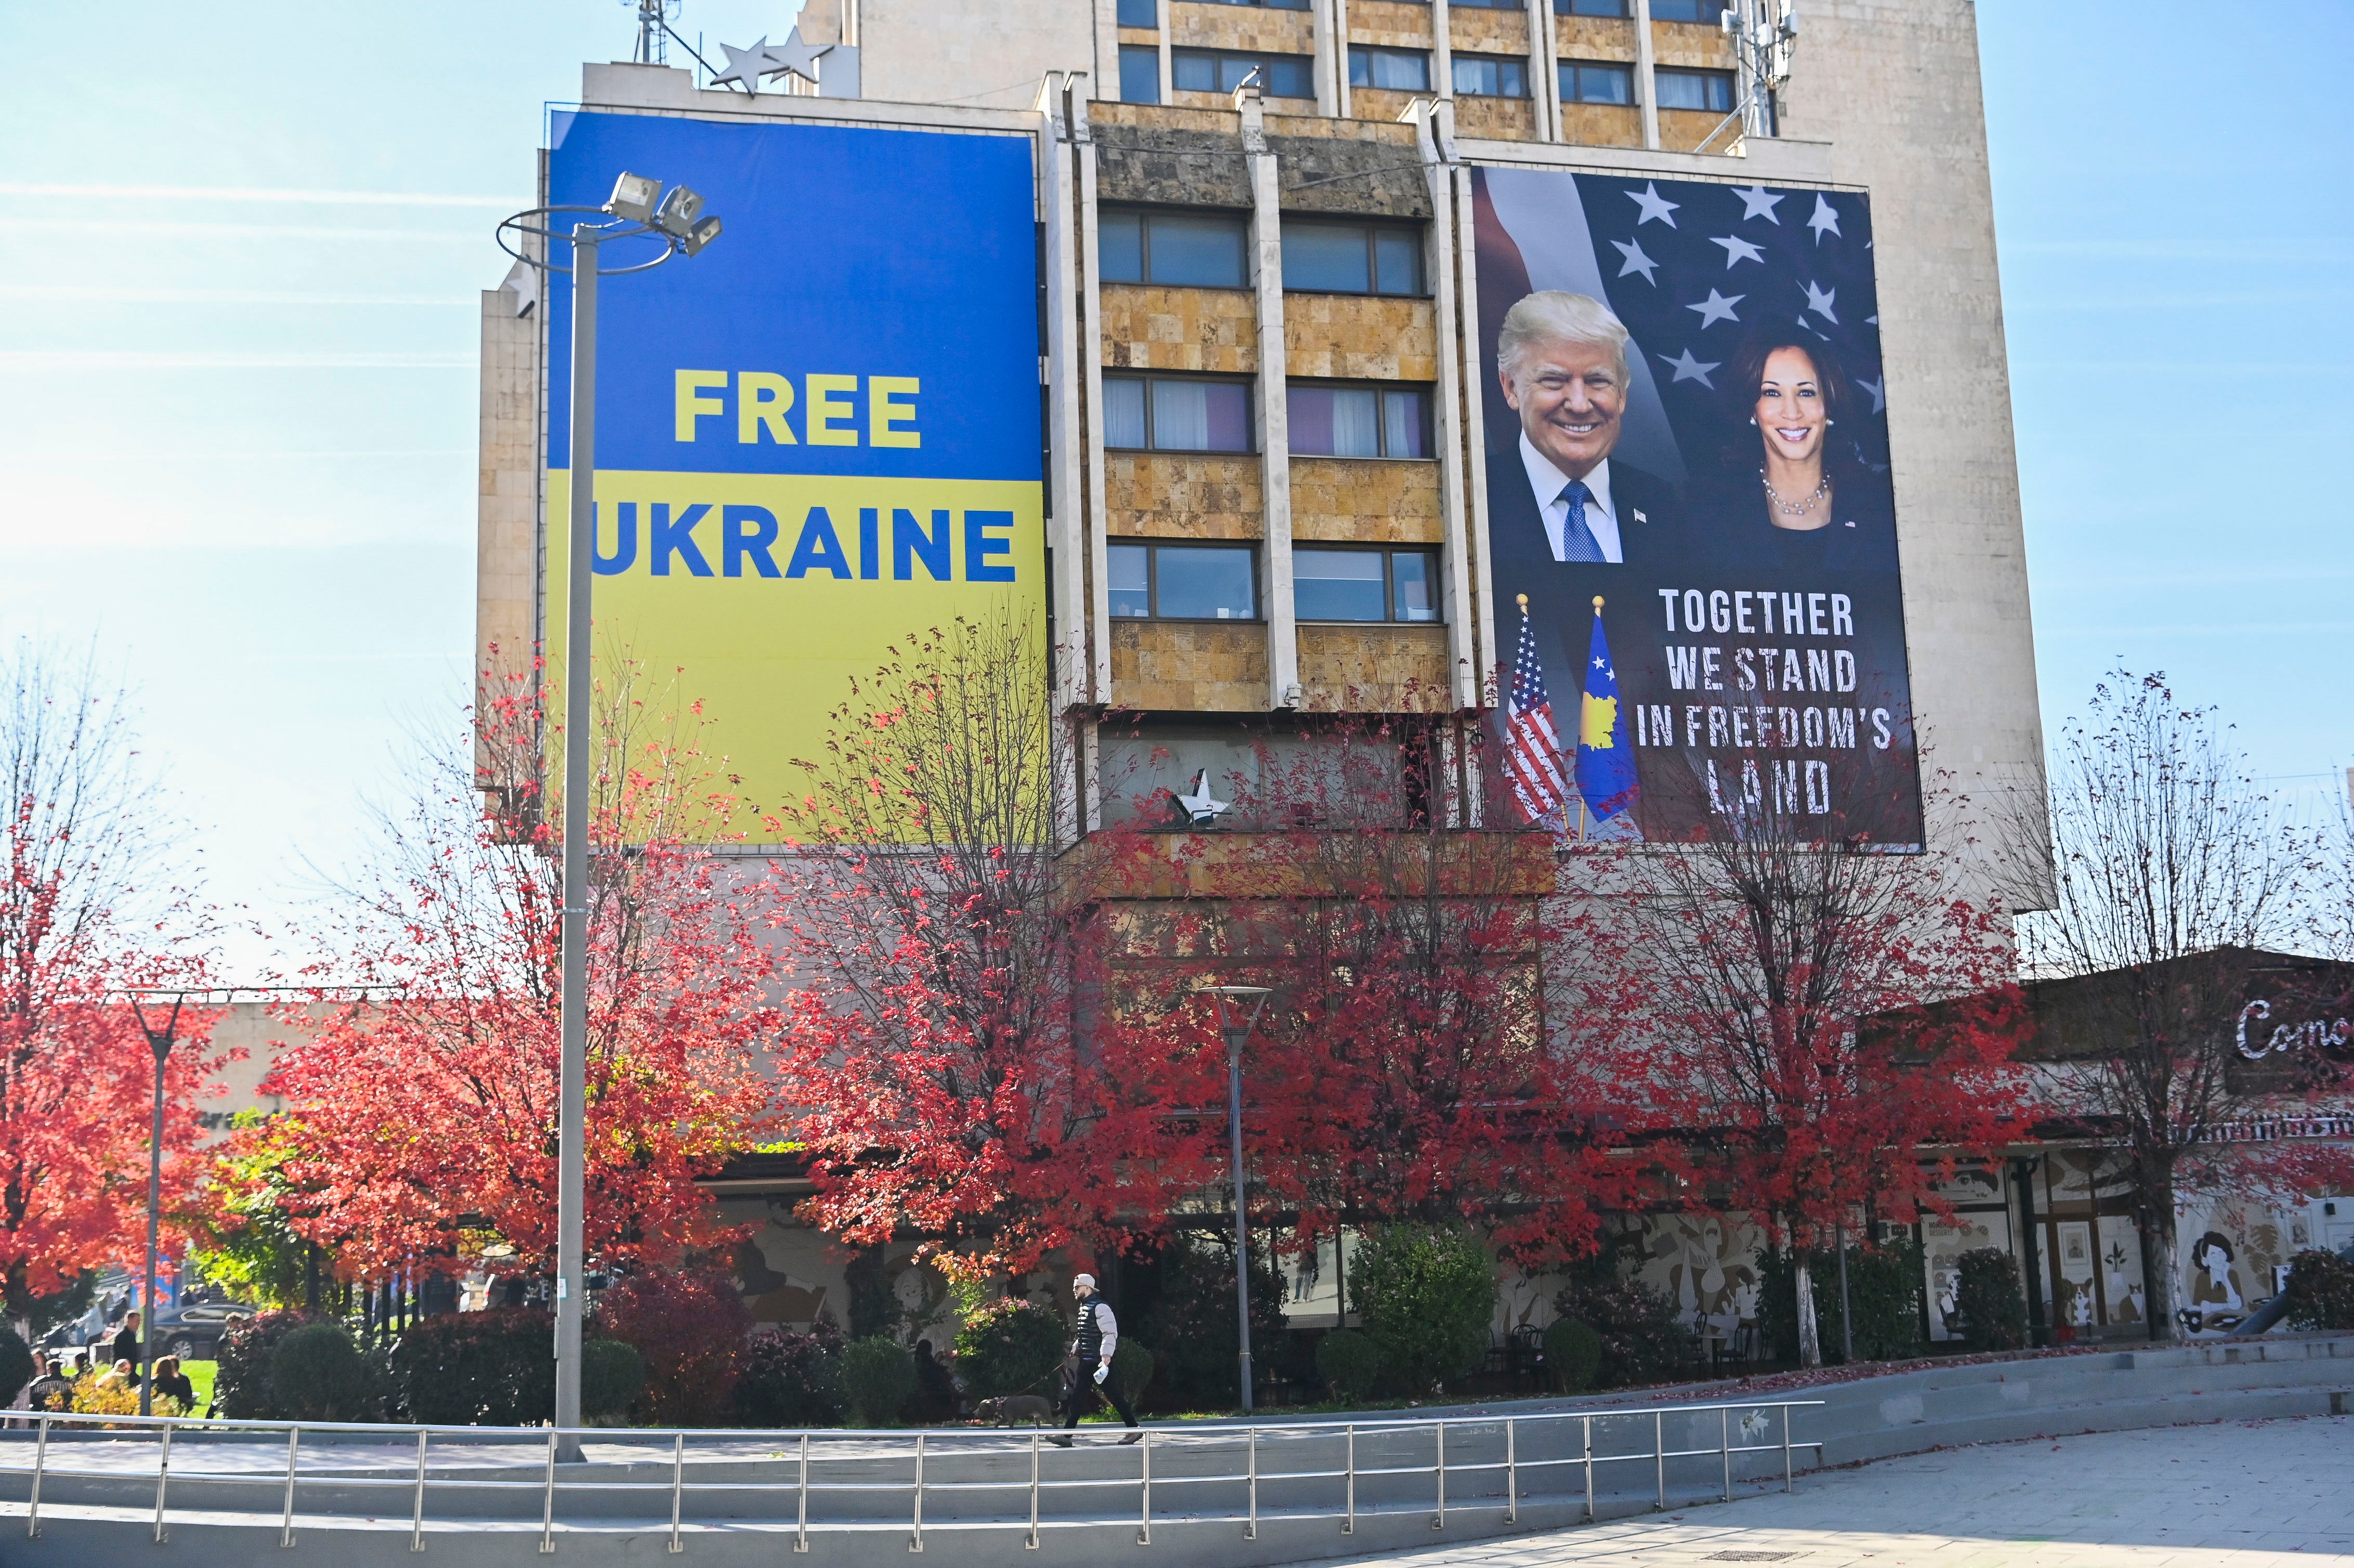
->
[144, 1303, 255, 1361]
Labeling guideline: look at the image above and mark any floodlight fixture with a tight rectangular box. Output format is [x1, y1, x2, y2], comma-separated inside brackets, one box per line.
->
[653, 182, 704, 238]
[606, 171, 662, 223]
[683, 214, 724, 256]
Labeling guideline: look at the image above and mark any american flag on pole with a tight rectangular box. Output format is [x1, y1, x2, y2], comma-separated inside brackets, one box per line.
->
[1503, 595, 1567, 824]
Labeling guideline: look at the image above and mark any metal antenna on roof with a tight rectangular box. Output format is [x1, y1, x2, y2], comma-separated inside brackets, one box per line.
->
[625, 0, 683, 65]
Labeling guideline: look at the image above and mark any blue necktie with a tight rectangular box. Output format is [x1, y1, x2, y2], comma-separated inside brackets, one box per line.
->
[1558, 480, 1604, 563]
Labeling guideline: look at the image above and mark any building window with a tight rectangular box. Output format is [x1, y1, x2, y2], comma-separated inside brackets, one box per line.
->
[1108, 541, 1260, 621]
[1280, 219, 1422, 296]
[1450, 54, 1527, 98]
[1560, 60, 1634, 106]
[1348, 46, 1430, 92]
[1451, 0, 1524, 10]
[1191, 0, 1312, 8]
[1119, 45, 1161, 103]
[1564, 0, 1630, 15]
[1099, 207, 1249, 288]
[1171, 49, 1316, 98]
[1655, 66, 1735, 112]
[1295, 547, 1441, 623]
[1288, 383, 1428, 460]
[1651, 0, 1730, 21]
[1103, 374, 1254, 453]
[1116, 0, 1159, 26]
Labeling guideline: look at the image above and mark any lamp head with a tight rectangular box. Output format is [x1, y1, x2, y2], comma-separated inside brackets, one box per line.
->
[653, 183, 704, 238]
[682, 213, 724, 256]
[606, 171, 662, 223]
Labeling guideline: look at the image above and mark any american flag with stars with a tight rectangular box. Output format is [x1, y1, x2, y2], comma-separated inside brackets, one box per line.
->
[1504, 597, 1566, 825]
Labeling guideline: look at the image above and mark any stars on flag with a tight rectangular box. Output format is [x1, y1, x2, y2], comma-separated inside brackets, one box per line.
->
[1626, 181, 1680, 227]
[1658, 346, 1720, 387]
[1710, 233, 1768, 268]
[1800, 279, 1839, 323]
[1612, 237, 1660, 284]
[1686, 288, 1744, 328]
[1808, 193, 1842, 243]
[1731, 185, 1786, 224]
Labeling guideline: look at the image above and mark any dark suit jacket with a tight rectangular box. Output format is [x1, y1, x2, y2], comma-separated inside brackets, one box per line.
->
[1486, 444, 1683, 699]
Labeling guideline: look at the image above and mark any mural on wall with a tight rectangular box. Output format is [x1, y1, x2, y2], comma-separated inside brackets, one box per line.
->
[1629, 1213, 1766, 1346]
[2094, 1214, 2146, 1328]
[1923, 1209, 2010, 1342]
[714, 1195, 849, 1329]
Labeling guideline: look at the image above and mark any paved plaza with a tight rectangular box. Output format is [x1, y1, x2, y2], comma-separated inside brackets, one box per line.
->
[1335, 1416, 2354, 1568]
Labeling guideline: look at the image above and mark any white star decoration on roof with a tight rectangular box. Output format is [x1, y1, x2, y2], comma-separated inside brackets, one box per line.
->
[1611, 238, 1660, 284]
[1808, 193, 1841, 243]
[1658, 347, 1720, 387]
[1731, 185, 1785, 224]
[1686, 288, 1744, 328]
[1710, 233, 1767, 268]
[1625, 182, 1680, 228]
[714, 29, 828, 94]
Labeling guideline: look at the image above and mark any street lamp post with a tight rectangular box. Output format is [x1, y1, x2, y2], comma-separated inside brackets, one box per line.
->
[498, 177, 721, 1453]
[124, 994, 188, 1419]
[1198, 985, 1272, 1414]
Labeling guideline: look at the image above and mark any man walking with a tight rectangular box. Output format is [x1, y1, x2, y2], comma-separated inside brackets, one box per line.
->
[1048, 1273, 1140, 1446]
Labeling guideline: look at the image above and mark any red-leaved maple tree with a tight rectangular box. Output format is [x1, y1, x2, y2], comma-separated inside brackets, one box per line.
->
[1561, 779, 2032, 1364]
[1, 643, 217, 1327]
[219, 655, 783, 1282]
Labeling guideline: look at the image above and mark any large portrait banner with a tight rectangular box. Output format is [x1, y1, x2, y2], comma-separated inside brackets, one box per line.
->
[1475, 168, 1921, 846]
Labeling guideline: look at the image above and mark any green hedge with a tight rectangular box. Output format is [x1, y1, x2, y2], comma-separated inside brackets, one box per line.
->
[270, 1323, 377, 1421]
[2281, 1248, 2354, 1330]
[841, 1336, 916, 1427]
[386, 1308, 553, 1426]
[1542, 1318, 1603, 1393]
[1314, 1329, 1381, 1405]
[1955, 1247, 2028, 1352]
[1348, 1226, 1497, 1395]
[954, 1300, 1067, 1404]
[214, 1310, 316, 1420]
[1759, 1239, 1927, 1363]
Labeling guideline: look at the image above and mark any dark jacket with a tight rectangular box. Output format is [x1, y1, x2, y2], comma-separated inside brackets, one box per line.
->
[110, 1326, 140, 1368]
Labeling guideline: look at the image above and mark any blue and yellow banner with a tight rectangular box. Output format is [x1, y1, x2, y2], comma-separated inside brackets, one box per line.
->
[543, 111, 1043, 834]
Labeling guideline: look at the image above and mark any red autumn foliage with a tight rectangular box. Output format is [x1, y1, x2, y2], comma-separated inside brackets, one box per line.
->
[593, 1265, 755, 1425]
[221, 656, 783, 1282]
[1, 645, 217, 1322]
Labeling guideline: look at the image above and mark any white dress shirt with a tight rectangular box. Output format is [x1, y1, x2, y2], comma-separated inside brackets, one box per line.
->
[1518, 432, 1623, 564]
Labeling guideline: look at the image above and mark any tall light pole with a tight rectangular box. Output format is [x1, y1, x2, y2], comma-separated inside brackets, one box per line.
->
[124, 994, 186, 1419]
[499, 175, 721, 1453]
[1199, 985, 1272, 1414]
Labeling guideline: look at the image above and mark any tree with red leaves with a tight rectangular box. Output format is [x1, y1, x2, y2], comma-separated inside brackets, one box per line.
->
[219, 655, 783, 1287]
[1563, 780, 2032, 1366]
[770, 615, 1218, 1283]
[0, 642, 216, 1331]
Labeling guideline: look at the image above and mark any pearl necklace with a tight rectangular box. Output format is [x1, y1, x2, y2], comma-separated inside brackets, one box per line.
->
[1760, 467, 1829, 518]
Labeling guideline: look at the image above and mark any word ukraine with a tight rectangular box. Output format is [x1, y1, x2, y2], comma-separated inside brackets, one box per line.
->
[594, 502, 1017, 582]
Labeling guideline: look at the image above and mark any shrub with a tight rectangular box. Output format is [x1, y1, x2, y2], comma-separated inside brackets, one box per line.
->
[1348, 1226, 1497, 1395]
[582, 1339, 645, 1420]
[841, 1336, 916, 1427]
[1111, 1338, 1155, 1407]
[2281, 1248, 2354, 1330]
[1954, 1247, 2028, 1352]
[1551, 1274, 1695, 1388]
[214, 1309, 315, 1420]
[270, 1323, 377, 1420]
[954, 1299, 1067, 1404]
[1139, 1236, 1288, 1412]
[595, 1266, 755, 1426]
[1759, 1239, 1928, 1364]
[1314, 1329, 1381, 1405]
[0, 1330, 34, 1408]
[386, 1308, 553, 1426]
[735, 1322, 847, 1428]
[1542, 1318, 1603, 1394]
[72, 1371, 141, 1417]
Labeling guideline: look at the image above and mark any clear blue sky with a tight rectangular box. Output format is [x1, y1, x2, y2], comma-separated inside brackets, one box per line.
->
[1, 2, 2346, 968]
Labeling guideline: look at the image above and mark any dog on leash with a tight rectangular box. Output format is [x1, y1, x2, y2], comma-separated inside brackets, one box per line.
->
[975, 1394, 1057, 1428]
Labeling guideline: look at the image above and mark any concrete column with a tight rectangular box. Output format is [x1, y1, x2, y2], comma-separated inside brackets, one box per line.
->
[1312, 0, 1338, 115]
[1333, 0, 1353, 119]
[1074, 92, 1112, 709]
[1413, 101, 1476, 715]
[1238, 85, 1298, 710]
[1632, 0, 1661, 149]
[1527, 0, 1559, 141]
[1446, 98, 1496, 696]
[1035, 73, 1089, 718]
[1157, 0, 1174, 107]
[1431, 0, 1454, 113]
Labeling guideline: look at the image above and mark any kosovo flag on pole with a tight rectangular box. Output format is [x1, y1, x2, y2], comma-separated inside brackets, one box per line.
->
[1576, 597, 1637, 821]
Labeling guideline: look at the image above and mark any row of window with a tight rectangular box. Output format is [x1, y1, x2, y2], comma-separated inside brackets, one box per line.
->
[1105, 374, 1429, 459]
[1111, 541, 1440, 624]
[1103, 208, 1422, 295]
[1117, 0, 1724, 18]
[1119, 44, 1729, 111]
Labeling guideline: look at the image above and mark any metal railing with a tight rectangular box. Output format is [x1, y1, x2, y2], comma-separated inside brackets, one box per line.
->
[1, 1397, 1822, 1551]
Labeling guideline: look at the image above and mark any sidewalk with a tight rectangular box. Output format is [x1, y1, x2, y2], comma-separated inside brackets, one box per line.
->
[1328, 1415, 2354, 1568]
